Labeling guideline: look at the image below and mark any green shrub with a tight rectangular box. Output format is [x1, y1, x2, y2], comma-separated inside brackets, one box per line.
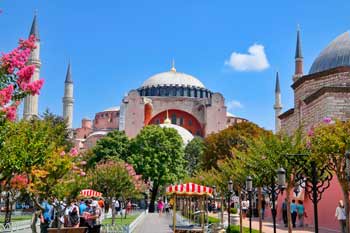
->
[226, 225, 259, 233]
[208, 216, 220, 224]
[230, 208, 238, 214]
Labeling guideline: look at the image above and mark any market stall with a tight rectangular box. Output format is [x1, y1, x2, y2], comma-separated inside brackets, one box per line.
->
[166, 183, 213, 233]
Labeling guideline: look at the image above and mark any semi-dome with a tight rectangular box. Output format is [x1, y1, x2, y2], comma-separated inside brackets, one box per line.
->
[141, 68, 205, 89]
[309, 32, 350, 74]
[159, 123, 194, 145]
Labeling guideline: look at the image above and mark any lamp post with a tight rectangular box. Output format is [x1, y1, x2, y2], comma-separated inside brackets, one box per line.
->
[246, 176, 253, 233]
[289, 154, 332, 233]
[228, 179, 233, 228]
[264, 168, 286, 233]
[345, 149, 350, 181]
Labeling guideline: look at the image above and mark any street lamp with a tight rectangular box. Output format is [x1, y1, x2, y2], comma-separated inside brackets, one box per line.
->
[264, 168, 285, 233]
[345, 149, 350, 181]
[228, 179, 233, 228]
[246, 176, 253, 233]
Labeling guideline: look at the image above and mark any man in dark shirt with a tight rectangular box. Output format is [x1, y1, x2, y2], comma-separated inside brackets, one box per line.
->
[261, 198, 266, 220]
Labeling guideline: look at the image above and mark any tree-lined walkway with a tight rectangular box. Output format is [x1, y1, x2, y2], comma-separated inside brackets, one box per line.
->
[134, 213, 172, 233]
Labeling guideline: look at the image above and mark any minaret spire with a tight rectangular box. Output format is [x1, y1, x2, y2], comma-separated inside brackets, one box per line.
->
[293, 25, 304, 81]
[170, 59, 176, 72]
[23, 13, 41, 120]
[63, 62, 74, 133]
[274, 72, 282, 133]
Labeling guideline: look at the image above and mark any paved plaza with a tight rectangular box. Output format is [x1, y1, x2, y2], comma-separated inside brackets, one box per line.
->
[134, 213, 172, 233]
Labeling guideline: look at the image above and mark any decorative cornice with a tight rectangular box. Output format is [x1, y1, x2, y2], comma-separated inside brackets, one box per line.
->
[278, 108, 294, 119]
[291, 66, 350, 90]
[303, 86, 350, 105]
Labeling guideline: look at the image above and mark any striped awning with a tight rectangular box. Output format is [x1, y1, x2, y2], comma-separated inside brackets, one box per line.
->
[166, 183, 213, 197]
[80, 189, 102, 197]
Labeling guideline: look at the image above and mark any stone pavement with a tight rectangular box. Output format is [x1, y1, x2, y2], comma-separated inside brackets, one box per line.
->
[133, 213, 172, 233]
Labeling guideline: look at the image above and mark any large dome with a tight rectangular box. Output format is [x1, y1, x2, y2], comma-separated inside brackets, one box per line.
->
[159, 123, 194, 145]
[309, 32, 350, 74]
[141, 69, 205, 88]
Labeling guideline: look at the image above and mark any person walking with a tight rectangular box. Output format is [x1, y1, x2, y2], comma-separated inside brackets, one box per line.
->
[290, 199, 297, 228]
[297, 200, 305, 227]
[335, 200, 346, 233]
[282, 198, 288, 227]
[157, 199, 164, 217]
[261, 198, 266, 220]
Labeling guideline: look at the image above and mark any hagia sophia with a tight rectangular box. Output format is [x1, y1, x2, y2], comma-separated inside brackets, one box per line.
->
[21, 13, 350, 231]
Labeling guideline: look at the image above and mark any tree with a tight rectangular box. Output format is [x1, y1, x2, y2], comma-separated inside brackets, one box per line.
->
[310, 119, 350, 233]
[128, 125, 186, 212]
[87, 160, 141, 224]
[201, 122, 269, 170]
[89, 130, 130, 166]
[184, 137, 204, 176]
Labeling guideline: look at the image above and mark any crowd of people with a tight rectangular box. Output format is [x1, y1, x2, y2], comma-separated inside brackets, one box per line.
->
[40, 198, 105, 233]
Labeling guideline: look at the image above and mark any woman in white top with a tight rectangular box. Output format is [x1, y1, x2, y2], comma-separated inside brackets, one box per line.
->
[335, 200, 346, 233]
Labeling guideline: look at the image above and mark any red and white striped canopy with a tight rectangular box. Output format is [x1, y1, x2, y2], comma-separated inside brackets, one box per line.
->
[80, 189, 102, 197]
[166, 183, 213, 196]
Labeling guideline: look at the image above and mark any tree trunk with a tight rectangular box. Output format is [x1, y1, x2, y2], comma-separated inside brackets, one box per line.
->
[4, 191, 12, 226]
[258, 187, 262, 233]
[286, 185, 292, 233]
[31, 210, 40, 233]
[239, 193, 243, 233]
[149, 185, 159, 213]
[111, 198, 116, 225]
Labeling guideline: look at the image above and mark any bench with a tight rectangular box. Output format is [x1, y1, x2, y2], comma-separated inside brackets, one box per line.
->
[48, 227, 87, 233]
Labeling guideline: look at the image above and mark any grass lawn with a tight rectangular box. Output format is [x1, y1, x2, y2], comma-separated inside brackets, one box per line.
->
[0, 215, 33, 223]
[102, 213, 140, 225]
[227, 224, 260, 233]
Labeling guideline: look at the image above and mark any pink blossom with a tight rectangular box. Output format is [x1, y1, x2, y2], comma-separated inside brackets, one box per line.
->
[323, 117, 332, 124]
[72, 166, 79, 170]
[306, 140, 312, 149]
[80, 172, 86, 177]
[20, 79, 44, 95]
[0, 85, 14, 106]
[17, 65, 35, 84]
[19, 35, 36, 50]
[60, 151, 66, 156]
[80, 161, 87, 166]
[307, 128, 314, 137]
[70, 147, 78, 157]
[2, 105, 17, 121]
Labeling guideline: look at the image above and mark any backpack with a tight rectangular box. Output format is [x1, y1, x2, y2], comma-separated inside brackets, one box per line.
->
[68, 206, 80, 226]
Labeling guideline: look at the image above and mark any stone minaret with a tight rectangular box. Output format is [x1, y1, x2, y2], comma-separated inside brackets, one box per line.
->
[274, 72, 282, 132]
[23, 14, 41, 119]
[293, 26, 304, 82]
[62, 63, 74, 130]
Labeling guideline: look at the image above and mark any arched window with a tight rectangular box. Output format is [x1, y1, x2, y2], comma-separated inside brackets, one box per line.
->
[171, 113, 177, 124]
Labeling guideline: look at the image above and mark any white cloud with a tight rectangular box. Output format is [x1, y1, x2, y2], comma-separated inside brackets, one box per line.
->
[225, 44, 270, 71]
[226, 100, 243, 112]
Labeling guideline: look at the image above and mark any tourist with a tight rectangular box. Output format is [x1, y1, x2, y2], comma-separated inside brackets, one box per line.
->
[65, 200, 80, 228]
[85, 200, 102, 233]
[261, 198, 266, 220]
[114, 199, 121, 215]
[157, 199, 164, 217]
[241, 199, 248, 219]
[335, 200, 346, 233]
[282, 198, 288, 227]
[40, 199, 53, 233]
[297, 200, 305, 227]
[290, 199, 297, 228]
[79, 200, 87, 215]
[126, 200, 132, 214]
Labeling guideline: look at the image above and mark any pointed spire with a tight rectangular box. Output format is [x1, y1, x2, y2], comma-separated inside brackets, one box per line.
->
[295, 25, 303, 59]
[29, 11, 40, 40]
[164, 110, 171, 124]
[65, 62, 73, 84]
[275, 72, 280, 93]
[170, 59, 176, 72]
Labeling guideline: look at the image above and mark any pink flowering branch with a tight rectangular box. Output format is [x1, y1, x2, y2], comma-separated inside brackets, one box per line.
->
[0, 35, 44, 121]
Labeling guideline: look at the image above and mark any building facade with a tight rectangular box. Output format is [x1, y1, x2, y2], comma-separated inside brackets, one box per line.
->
[276, 29, 350, 231]
[74, 64, 247, 150]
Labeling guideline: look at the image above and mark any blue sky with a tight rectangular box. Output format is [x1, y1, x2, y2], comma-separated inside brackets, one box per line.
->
[1, 0, 350, 130]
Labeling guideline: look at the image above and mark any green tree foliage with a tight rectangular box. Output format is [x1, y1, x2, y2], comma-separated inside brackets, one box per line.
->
[87, 160, 139, 224]
[184, 137, 204, 176]
[89, 130, 130, 166]
[201, 122, 269, 170]
[128, 125, 185, 212]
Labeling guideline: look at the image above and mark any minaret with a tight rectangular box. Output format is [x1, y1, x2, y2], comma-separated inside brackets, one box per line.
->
[23, 13, 41, 119]
[274, 72, 282, 132]
[293, 26, 304, 82]
[62, 63, 74, 130]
